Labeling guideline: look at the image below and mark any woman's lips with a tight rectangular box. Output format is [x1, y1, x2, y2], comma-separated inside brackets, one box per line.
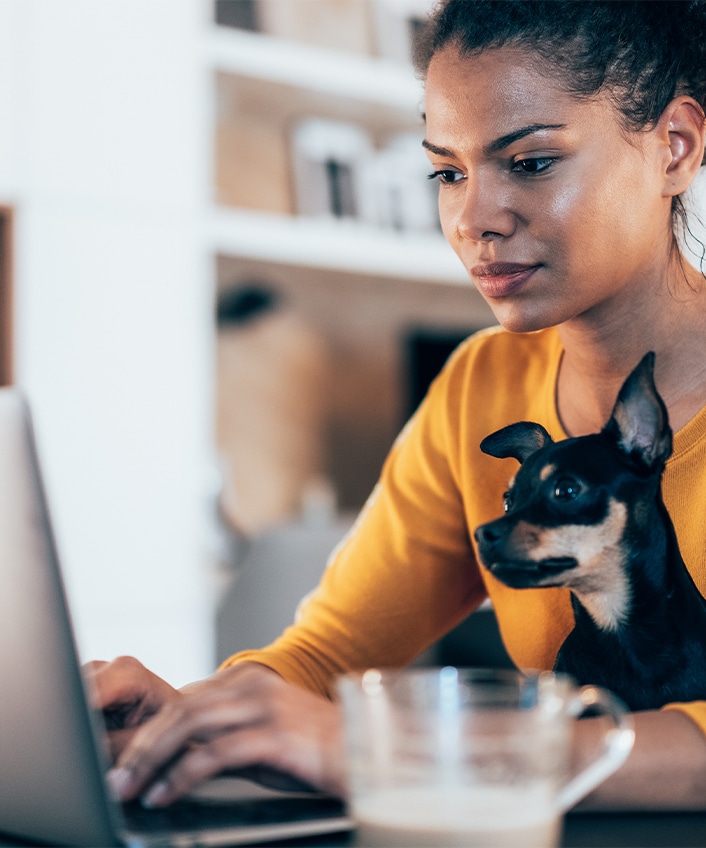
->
[470, 262, 541, 298]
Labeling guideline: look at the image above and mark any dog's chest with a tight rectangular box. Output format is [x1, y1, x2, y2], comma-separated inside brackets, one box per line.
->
[555, 589, 706, 711]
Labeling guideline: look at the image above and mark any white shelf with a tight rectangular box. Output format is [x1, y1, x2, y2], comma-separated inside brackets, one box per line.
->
[205, 207, 471, 286]
[203, 24, 470, 290]
[205, 26, 424, 114]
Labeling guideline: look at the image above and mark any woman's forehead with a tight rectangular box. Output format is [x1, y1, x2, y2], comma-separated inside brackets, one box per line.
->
[423, 44, 616, 147]
[426, 44, 576, 111]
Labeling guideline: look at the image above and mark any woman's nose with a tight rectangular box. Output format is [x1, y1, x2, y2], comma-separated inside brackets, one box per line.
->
[451, 174, 517, 243]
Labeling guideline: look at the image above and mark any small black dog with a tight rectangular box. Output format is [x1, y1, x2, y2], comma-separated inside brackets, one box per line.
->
[474, 352, 706, 711]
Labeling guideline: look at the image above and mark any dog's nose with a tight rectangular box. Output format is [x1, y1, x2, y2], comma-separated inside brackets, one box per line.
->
[474, 523, 501, 545]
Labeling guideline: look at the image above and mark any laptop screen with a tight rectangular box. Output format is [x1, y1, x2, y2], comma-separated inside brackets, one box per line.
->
[0, 389, 352, 848]
[0, 389, 120, 846]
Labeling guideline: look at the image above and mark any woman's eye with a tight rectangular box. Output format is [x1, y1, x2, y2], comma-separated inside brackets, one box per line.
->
[511, 157, 555, 175]
[427, 169, 465, 185]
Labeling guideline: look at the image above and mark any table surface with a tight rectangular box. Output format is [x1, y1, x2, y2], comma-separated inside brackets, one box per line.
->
[561, 809, 706, 847]
[2, 808, 706, 847]
[256, 810, 706, 848]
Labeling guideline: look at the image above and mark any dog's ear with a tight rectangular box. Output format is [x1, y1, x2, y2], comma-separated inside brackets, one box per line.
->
[603, 351, 672, 470]
[480, 421, 553, 464]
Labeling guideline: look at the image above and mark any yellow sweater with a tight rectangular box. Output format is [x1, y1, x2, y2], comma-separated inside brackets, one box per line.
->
[223, 326, 706, 733]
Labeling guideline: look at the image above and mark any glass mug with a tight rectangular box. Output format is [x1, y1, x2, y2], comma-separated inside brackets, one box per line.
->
[336, 667, 635, 848]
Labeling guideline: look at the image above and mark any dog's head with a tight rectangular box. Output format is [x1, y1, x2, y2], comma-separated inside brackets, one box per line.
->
[474, 353, 672, 626]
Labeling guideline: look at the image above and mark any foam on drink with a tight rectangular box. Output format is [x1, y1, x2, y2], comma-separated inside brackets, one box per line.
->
[352, 784, 560, 848]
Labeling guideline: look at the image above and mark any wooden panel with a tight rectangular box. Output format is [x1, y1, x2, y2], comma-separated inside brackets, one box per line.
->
[0, 207, 13, 386]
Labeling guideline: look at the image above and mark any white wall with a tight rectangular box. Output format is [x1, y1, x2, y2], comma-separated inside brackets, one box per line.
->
[0, 0, 216, 686]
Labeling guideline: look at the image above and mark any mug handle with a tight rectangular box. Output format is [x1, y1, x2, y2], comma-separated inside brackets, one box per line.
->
[557, 685, 635, 811]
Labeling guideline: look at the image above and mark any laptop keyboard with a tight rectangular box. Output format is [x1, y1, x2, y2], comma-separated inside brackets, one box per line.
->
[123, 794, 348, 833]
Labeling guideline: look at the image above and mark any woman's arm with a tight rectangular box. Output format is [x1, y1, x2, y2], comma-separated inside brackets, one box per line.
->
[92, 656, 706, 811]
[575, 709, 706, 810]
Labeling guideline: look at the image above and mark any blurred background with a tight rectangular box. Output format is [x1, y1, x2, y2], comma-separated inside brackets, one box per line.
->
[0, 0, 703, 685]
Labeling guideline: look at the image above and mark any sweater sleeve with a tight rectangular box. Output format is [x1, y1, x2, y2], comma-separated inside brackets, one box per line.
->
[219, 342, 488, 697]
[219, 322, 706, 748]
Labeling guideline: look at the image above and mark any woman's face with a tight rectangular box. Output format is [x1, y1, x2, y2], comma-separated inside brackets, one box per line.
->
[423, 45, 674, 333]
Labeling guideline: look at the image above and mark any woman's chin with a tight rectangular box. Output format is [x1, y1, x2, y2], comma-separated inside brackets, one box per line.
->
[489, 308, 560, 335]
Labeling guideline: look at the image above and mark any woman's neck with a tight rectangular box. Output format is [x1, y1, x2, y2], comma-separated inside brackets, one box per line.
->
[555, 261, 706, 437]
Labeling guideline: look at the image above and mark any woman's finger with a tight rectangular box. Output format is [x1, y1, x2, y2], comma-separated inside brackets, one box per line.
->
[140, 710, 345, 808]
[109, 683, 275, 799]
[108, 665, 344, 803]
[86, 655, 179, 723]
[103, 725, 139, 762]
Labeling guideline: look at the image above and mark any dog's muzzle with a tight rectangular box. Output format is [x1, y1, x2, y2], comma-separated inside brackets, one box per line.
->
[474, 520, 578, 588]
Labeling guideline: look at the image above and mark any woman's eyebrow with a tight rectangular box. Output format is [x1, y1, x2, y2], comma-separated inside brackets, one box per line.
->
[421, 139, 455, 157]
[486, 123, 566, 153]
[422, 123, 567, 158]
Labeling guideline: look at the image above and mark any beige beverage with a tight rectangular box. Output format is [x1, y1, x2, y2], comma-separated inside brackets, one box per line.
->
[352, 785, 560, 848]
[338, 669, 634, 848]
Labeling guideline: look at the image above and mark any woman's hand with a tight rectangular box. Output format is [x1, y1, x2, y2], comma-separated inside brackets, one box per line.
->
[96, 661, 346, 807]
[85, 655, 181, 761]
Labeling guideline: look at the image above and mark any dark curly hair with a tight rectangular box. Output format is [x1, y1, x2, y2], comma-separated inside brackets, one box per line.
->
[413, 0, 706, 266]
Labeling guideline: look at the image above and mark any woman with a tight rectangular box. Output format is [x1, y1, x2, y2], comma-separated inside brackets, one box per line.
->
[93, 0, 706, 810]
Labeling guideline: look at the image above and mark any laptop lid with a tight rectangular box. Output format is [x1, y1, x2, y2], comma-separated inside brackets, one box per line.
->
[0, 389, 351, 847]
[0, 389, 121, 846]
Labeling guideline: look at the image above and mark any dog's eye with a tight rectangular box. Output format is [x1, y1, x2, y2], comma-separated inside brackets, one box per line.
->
[502, 491, 513, 513]
[553, 478, 582, 501]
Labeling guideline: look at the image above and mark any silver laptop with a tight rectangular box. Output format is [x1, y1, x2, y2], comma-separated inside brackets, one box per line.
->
[0, 388, 352, 847]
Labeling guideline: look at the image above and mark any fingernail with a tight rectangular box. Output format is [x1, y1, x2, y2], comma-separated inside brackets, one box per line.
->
[106, 767, 134, 800]
[142, 780, 170, 809]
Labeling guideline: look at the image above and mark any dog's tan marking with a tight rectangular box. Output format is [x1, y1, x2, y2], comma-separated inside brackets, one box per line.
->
[539, 463, 555, 482]
[517, 499, 631, 631]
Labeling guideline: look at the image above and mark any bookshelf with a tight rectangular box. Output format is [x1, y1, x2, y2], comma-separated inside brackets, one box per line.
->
[207, 0, 495, 523]
[204, 207, 470, 284]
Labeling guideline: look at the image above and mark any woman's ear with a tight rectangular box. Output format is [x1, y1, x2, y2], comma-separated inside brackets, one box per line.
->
[658, 96, 706, 198]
